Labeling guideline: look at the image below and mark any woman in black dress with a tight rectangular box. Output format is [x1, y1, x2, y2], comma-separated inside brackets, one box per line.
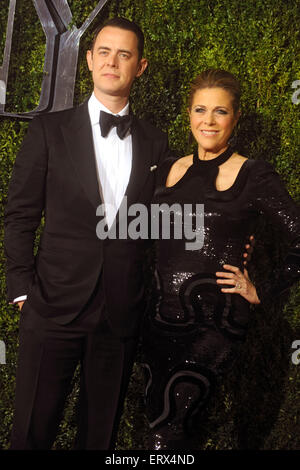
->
[141, 69, 300, 449]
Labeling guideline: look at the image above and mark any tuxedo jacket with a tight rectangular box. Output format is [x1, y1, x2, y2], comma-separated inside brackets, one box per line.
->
[4, 100, 170, 336]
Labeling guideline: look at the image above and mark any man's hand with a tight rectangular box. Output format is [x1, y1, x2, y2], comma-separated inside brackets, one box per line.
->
[243, 235, 255, 266]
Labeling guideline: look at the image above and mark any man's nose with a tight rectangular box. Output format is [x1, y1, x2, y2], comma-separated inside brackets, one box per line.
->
[106, 53, 118, 67]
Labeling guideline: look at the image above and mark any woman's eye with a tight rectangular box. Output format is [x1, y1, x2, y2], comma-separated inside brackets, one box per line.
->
[195, 108, 205, 113]
[216, 109, 228, 114]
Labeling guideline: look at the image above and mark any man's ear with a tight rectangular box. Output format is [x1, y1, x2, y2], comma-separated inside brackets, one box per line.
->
[86, 49, 93, 72]
[136, 58, 148, 78]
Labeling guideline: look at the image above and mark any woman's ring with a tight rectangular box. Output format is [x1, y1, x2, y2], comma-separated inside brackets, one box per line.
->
[236, 282, 242, 289]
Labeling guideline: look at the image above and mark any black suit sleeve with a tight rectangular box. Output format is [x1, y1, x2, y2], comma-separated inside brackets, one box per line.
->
[156, 131, 178, 181]
[157, 131, 173, 165]
[4, 116, 48, 302]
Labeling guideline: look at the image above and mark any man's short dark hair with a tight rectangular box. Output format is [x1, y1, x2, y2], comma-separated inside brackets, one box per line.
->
[90, 17, 144, 60]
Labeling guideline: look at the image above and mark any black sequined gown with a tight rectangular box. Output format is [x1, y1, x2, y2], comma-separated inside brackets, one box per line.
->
[141, 146, 300, 449]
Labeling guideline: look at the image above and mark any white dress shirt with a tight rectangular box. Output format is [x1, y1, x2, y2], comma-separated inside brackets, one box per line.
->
[88, 92, 132, 229]
[13, 93, 133, 303]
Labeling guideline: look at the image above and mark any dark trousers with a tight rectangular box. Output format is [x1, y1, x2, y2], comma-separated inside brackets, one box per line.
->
[10, 288, 138, 450]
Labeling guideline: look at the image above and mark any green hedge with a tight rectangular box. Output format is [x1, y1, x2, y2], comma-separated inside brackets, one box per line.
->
[0, 0, 299, 450]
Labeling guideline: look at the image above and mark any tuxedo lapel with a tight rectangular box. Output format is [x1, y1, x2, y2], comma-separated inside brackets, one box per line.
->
[124, 116, 153, 207]
[61, 106, 152, 224]
[61, 101, 102, 209]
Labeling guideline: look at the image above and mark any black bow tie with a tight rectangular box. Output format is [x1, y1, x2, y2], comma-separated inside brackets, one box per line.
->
[100, 110, 133, 139]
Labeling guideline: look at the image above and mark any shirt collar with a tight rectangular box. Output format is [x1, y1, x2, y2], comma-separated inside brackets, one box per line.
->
[88, 92, 130, 126]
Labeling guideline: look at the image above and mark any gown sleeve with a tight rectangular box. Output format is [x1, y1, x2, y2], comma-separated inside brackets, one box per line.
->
[251, 160, 300, 306]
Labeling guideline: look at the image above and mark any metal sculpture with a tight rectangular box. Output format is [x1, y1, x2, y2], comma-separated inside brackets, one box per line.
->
[0, 0, 109, 119]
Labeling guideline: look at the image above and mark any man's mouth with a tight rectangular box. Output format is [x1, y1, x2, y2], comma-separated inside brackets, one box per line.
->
[102, 73, 119, 78]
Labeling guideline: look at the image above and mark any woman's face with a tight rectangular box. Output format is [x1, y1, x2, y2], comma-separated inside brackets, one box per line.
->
[189, 87, 240, 153]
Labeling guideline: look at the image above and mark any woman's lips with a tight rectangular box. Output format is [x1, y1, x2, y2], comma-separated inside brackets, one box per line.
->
[200, 130, 220, 136]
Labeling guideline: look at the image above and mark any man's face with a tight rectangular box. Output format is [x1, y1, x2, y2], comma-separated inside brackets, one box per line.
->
[86, 26, 147, 101]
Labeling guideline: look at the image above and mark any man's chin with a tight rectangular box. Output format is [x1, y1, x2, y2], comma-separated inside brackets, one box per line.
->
[96, 86, 129, 99]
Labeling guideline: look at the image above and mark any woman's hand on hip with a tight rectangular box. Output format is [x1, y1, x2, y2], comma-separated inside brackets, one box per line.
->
[215, 264, 261, 304]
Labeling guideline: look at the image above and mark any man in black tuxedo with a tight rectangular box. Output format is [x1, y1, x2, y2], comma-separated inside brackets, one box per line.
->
[4, 17, 169, 450]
